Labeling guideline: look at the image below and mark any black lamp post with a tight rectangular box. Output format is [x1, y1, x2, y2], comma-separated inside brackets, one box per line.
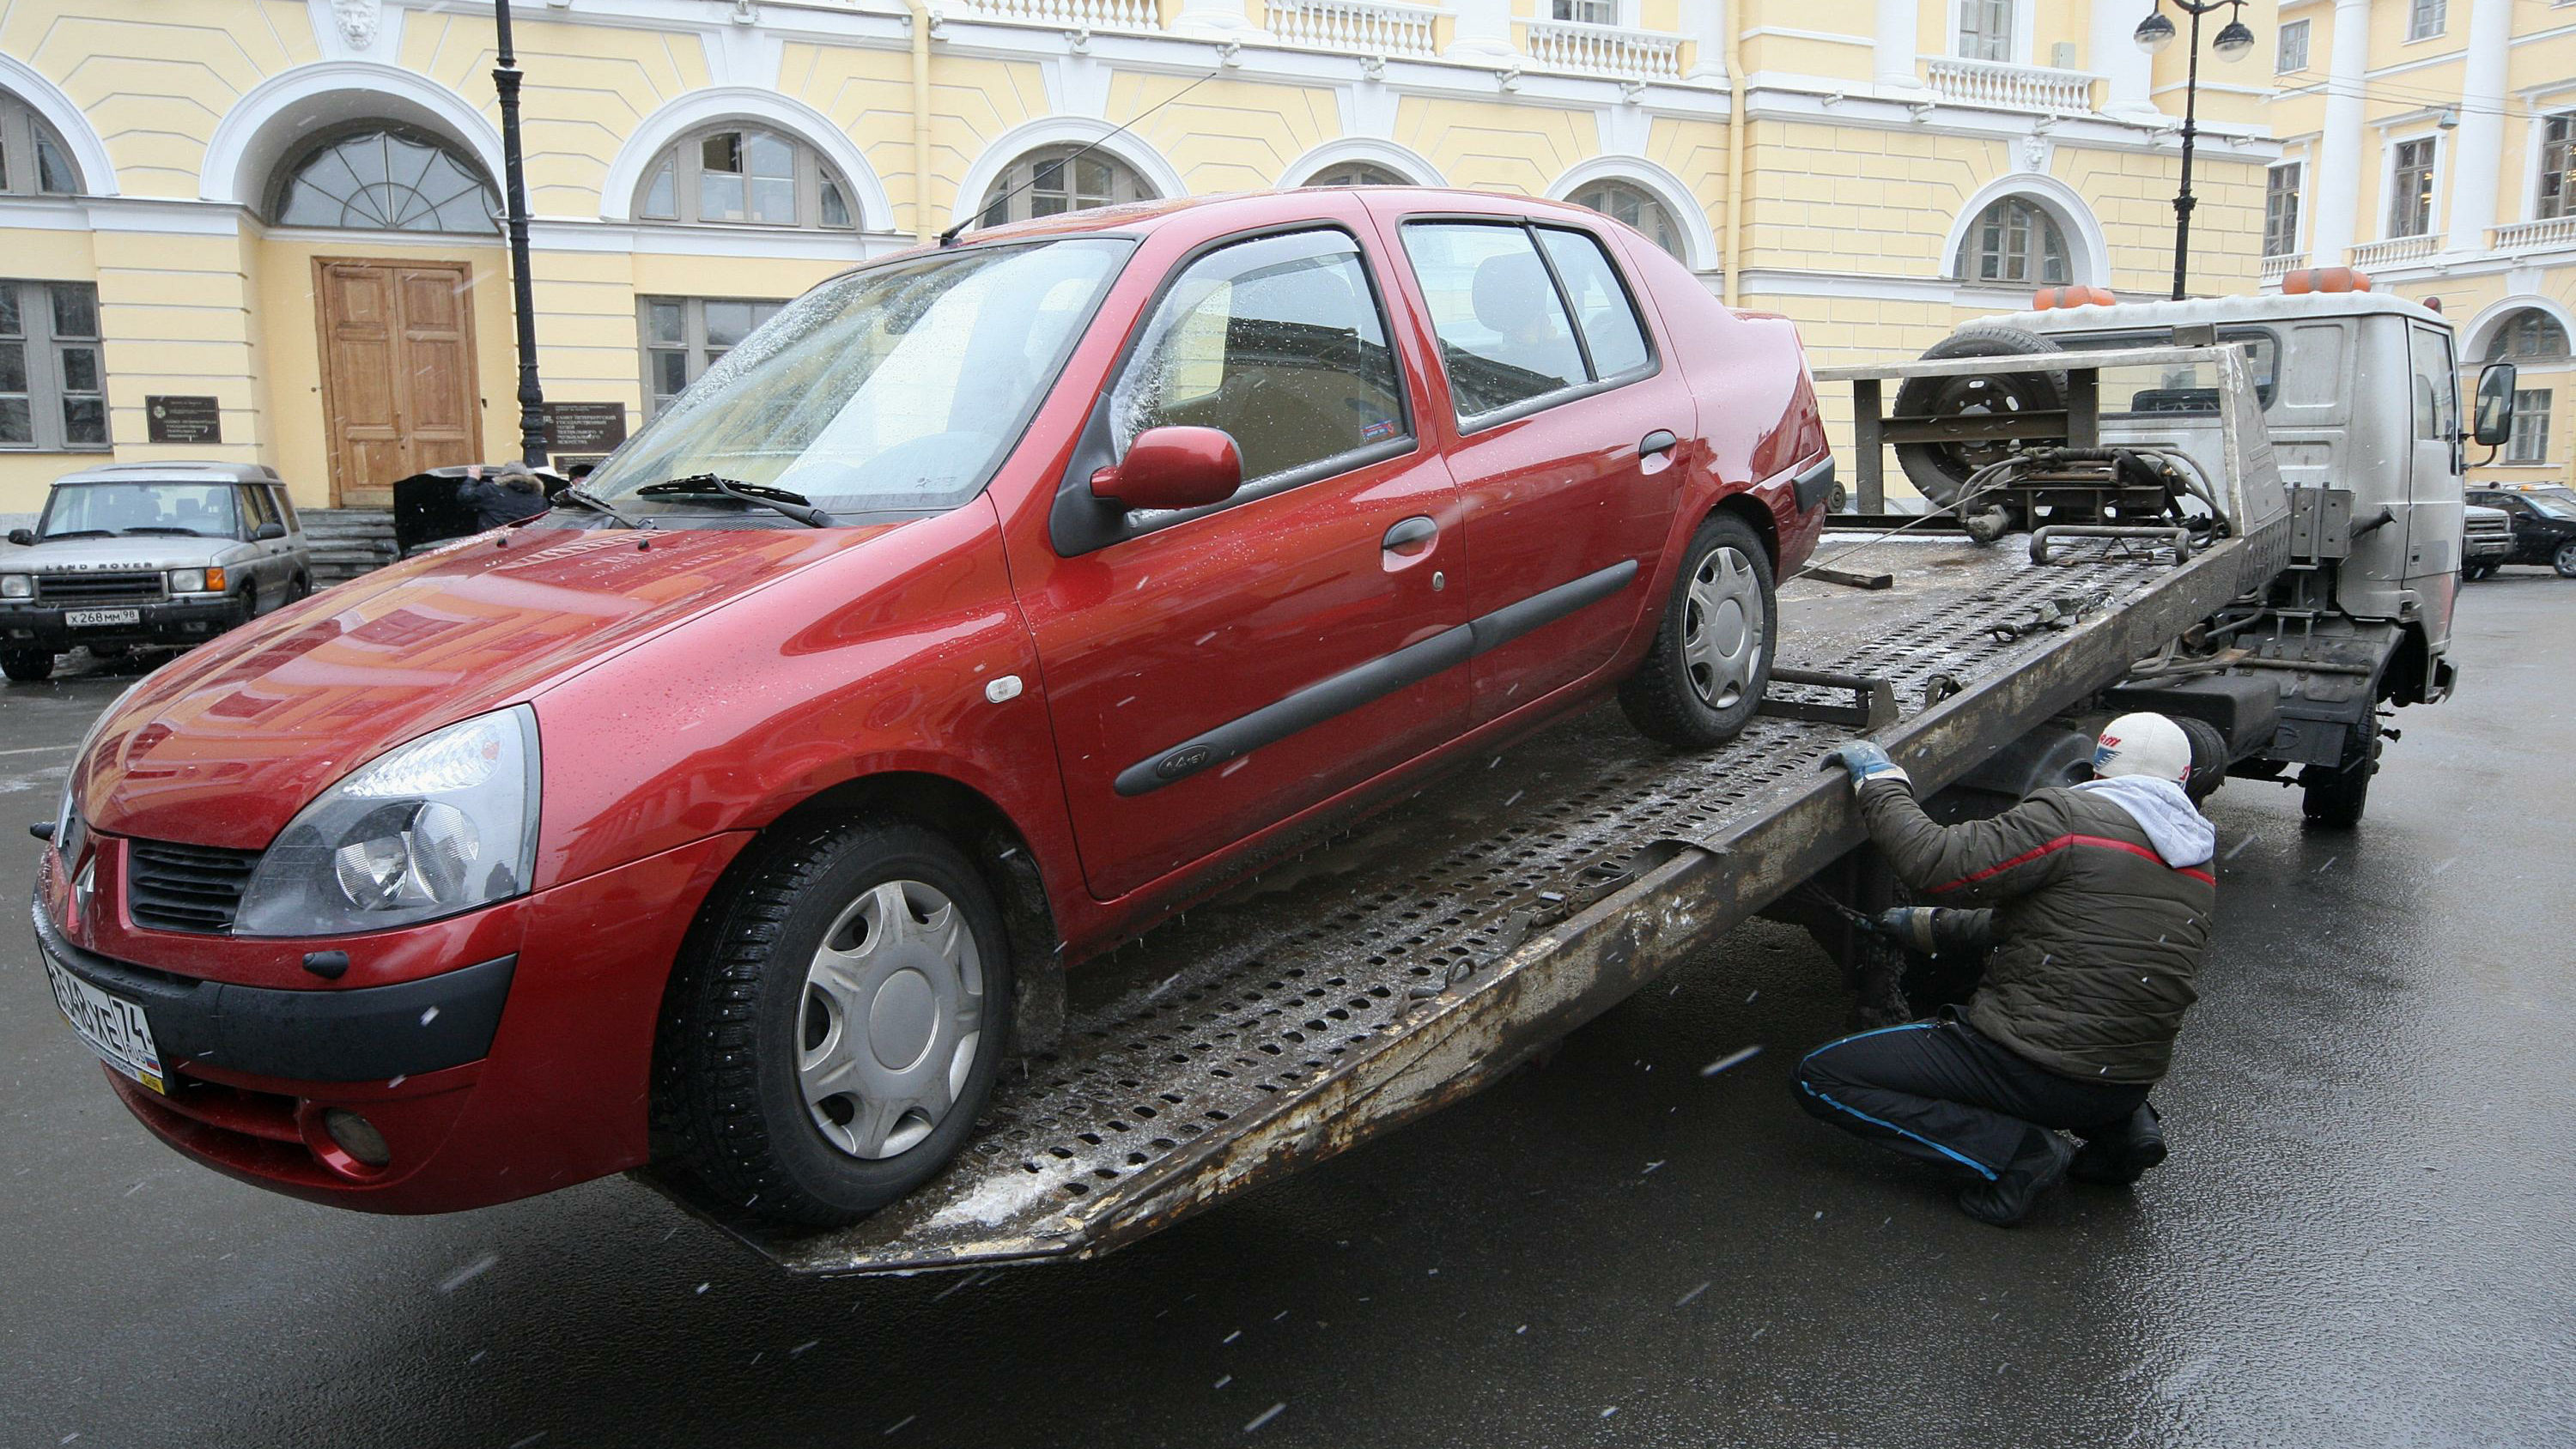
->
[2136, 0, 2255, 300]
[493, 1, 548, 467]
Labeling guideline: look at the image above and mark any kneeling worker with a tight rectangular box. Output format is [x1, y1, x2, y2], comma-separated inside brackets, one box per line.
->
[1795, 713, 2217, 1227]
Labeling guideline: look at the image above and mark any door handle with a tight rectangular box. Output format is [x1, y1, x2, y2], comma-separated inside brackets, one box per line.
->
[1638, 429, 1679, 458]
[1382, 516, 1438, 553]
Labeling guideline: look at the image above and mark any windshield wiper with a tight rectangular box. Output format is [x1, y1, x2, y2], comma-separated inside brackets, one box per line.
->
[36, 528, 113, 540]
[556, 485, 656, 533]
[635, 474, 835, 528]
[121, 526, 205, 537]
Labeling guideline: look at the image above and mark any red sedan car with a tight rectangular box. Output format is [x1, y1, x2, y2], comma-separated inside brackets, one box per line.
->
[32, 188, 1830, 1224]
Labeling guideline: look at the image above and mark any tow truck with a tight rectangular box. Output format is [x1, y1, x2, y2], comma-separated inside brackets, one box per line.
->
[648, 272, 2515, 1276]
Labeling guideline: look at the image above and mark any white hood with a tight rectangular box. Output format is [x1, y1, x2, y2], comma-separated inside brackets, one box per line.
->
[2071, 775, 2215, 869]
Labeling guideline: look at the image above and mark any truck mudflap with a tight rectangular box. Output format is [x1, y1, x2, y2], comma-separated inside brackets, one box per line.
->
[640, 535, 2254, 1276]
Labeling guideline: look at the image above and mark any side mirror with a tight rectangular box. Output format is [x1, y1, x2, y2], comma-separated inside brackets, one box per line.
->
[2472, 361, 2518, 447]
[253, 521, 286, 541]
[1090, 427, 1242, 512]
[5, 528, 30, 546]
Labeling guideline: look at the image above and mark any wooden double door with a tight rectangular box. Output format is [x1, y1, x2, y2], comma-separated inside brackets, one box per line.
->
[315, 258, 480, 507]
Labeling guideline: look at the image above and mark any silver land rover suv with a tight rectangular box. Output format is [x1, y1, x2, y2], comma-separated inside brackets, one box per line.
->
[0, 461, 312, 682]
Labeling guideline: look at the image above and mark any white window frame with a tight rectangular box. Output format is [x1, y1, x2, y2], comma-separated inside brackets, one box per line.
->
[2275, 18, 2310, 74]
[2505, 388, 2552, 465]
[637, 295, 788, 420]
[1550, 0, 1625, 25]
[1952, 0, 2025, 64]
[635, 124, 859, 231]
[2406, 0, 2445, 42]
[2263, 162, 2305, 259]
[2385, 135, 2440, 239]
[0, 91, 80, 197]
[0, 279, 106, 452]
[2539, 112, 2575, 222]
[978, 147, 1156, 227]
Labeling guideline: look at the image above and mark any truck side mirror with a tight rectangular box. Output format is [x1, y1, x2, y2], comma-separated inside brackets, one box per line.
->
[253, 521, 286, 541]
[5, 527, 30, 546]
[2471, 361, 2518, 447]
[1089, 427, 1242, 512]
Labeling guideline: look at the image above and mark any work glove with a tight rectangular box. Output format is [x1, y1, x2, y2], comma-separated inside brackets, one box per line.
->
[1826, 742, 1910, 790]
[1871, 906, 1996, 955]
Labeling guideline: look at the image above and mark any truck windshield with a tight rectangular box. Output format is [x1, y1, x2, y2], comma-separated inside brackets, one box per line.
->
[40, 482, 239, 538]
[2055, 330, 2277, 415]
[581, 238, 1133, 518]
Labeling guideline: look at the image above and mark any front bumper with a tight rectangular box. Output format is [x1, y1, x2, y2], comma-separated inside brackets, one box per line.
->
[0, 596, 248, 652]
[27, 829, 750, 1213]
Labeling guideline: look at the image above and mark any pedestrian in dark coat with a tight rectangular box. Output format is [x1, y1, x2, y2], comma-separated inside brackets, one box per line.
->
[458, 462, 550, 532]
[1795, 712, 2217, 1226]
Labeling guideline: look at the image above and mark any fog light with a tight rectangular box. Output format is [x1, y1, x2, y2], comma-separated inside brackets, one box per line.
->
[322, 1107, 392, 1167]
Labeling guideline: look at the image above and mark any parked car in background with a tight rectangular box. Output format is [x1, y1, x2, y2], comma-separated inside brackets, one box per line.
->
[1, 462, 312, 682]
[31, 188, 1831, 1227]
[2463, 484, 2576, 578]
[2463, 504, 2515, 580]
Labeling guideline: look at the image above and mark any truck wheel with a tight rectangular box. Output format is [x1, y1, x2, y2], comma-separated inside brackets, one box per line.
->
[657, 817, 1012, 1226]
[1891, 326, 2066, 508]
[2555, 542, 2576, 579]
[1, 647, 52, 682]
[1619, 512, 1774, 749]
[2300, 713, 2379, 830]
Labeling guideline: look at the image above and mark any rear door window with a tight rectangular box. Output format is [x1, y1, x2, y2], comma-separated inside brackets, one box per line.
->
[1400, 223, 1589, 424]
[1535, 227, 1652, 380]
[1109, 228, 1408, 488]
[237, 482, 277, 536]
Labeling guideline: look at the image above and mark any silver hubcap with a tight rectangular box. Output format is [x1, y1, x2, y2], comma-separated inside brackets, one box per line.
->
[798, 879, 984, 1160]
[1682, 545, 1765, 710]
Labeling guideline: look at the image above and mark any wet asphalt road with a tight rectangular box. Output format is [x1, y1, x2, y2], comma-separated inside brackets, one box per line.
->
[4, 576, 2573, 1449]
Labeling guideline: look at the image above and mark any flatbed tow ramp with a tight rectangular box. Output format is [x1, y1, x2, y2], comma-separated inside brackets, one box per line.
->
[649, 523, 2254, 1276]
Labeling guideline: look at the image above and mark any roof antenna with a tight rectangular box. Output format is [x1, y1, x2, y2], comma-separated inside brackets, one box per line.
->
[936, 65, 1223, 248]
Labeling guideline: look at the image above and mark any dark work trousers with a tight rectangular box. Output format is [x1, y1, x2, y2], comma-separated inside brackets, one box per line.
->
[1793, 1016, 2150, 1182]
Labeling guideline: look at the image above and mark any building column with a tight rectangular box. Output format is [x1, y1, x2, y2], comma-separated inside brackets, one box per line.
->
[1447, 0, 1516, 62]
[2089, 0, 2156, 118]
[2311, 0, 2372, 268]
[1681, 0, 1727, 82]
[2445, 0, 2511, 254]
[1874, 0, 1921, 94]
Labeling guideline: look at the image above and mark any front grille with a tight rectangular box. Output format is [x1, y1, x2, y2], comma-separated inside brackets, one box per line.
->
[35, 572, 166, 606]
[126, 839, 262, 934]
[2465, 519, 2512, 541]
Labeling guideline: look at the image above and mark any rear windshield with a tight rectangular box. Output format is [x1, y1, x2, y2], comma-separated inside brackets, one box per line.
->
[39, 482, 240, 539]
[581, 238, 1134, 517]
[2051, 328, 2278, 415]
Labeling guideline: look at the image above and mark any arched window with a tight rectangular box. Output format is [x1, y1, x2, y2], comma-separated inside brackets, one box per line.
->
[271, 127, 495, 233]
[978, 147, 1154, 227]
[1956, 197, 2072, 286]
[1570, 179, 1686, 260]
[0, 91, 80, 197]
[2487, 308, 2571, 362]
[636, 125, 859, 229]
[1304, 162, 1408, 188]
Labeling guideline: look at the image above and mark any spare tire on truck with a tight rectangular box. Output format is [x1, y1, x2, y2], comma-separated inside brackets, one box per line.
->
[1892, 325, 2069, 507]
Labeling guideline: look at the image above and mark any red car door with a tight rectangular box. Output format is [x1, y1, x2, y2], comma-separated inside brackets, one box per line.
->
[1385, 215, 1692, 723]
[1012, 221, 1469, 902]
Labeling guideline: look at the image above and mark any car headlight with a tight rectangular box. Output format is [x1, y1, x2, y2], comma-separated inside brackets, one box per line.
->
[1, 573, 29, 599]
[234, 706, 542, 937]
[168, 567, 224, 594]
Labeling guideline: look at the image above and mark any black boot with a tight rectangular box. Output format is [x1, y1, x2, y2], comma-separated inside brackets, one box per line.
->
[2069, 1102, 2166, 1186]
[1956, 1131, 2074, 1228]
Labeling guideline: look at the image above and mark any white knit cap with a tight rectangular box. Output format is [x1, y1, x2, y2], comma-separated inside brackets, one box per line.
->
[2093, 712, 2192, 784]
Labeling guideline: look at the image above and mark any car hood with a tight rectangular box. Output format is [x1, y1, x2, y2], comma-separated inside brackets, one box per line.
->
[4, 535, 236, 572]
[76, 521, 905, 849]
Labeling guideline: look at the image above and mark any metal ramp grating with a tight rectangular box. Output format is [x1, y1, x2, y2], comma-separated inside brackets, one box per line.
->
[646, 541, 2186, 1273]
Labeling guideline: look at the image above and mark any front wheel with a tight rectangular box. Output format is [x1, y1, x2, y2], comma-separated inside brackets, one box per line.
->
[1619, 512, 1775, 749]
[656, 818, 1012, 1226]
[1, 646, 53, 682]
[2554, 541, 2576, 579]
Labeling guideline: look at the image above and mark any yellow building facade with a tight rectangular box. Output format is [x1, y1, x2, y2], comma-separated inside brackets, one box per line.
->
[0, 0, 2277, 519]
[2265, 0, 2576, 486]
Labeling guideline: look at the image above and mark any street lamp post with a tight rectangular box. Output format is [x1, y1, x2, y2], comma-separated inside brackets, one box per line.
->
[493, 0, 548, 467]
[2136, 0, 2255, 300]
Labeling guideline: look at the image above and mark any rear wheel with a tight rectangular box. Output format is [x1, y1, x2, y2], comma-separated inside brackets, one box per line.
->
[2555, 541, 2576, 579]
[1619, 512, 1774, 749]
[1, 647, 52, 682]
[656, 817, 1012, 1226]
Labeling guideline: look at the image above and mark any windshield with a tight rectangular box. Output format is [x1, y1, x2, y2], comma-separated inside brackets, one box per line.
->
[2522, 491, 2576, 521]
[583, 238, 1134, 517]
[39, 482, 239, 538]
[2054, 329, 2278, 414]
